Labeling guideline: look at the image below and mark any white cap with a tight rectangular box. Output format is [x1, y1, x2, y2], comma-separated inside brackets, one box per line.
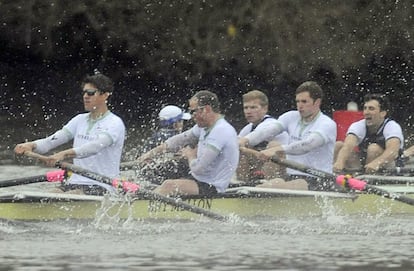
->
[159, 105, 191, 124]
[347, 101, 358, 111]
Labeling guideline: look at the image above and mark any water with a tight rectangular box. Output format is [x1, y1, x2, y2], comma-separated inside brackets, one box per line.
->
[1, 165, 414, 270]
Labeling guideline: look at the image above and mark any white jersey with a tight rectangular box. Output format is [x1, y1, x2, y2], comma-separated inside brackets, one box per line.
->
[166, 117, 239, 193]
[35, 111, 125, 192]
[347, 119, 404, 149]
[277, 111, 337, 175]
[239, 115, 289, 148]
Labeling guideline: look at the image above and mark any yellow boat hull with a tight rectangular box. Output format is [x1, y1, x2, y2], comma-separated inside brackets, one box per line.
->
[1, 192, 413, 221]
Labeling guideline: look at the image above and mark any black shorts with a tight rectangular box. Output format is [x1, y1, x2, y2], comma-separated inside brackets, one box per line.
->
[187, 176, 218, 196]
[59, 183, 107, 196]
[288, 175, 336, 191]
[196, 181, 218, 197]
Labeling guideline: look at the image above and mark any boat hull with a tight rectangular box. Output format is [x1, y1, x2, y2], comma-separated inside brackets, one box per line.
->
[0, 191, 413, 221]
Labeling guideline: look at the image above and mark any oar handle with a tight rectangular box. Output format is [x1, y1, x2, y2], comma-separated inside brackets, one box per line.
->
[336, 175, 367, 191]
[46, 170, 66, 182]
[57, 161, 139, 193]
[23, 151, 139, 193]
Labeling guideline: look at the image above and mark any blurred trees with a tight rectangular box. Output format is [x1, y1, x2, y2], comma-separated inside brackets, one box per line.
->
[0, 0, 413, 134]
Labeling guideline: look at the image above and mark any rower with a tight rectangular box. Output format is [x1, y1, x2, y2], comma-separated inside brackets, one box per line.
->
[135, 90, 239, 197]
[14, 70, 126, 196]
[237, 89, 289, 184]
[252, 81, 337, 191]
[139, 104, 192, 184]
[333, 93, 404, 174]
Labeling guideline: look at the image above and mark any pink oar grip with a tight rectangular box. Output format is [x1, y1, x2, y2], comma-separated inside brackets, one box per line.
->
[46, 170, 66, 182]
[336, 175, 367, 191]
[112, 179, 140, 193]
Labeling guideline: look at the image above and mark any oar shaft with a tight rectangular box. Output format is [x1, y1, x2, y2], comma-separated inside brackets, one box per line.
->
[0, 170, 65, 188]
[268, 155, 414, 207]
[57, 161, 229, 221]
[57, 161, 139, 193]
[364, 184, 414, 205]
[0, 175, 47, 188]
[270, 156, 335, 180]
[139, 191, 228, 221]
[355, 175, 414, 184]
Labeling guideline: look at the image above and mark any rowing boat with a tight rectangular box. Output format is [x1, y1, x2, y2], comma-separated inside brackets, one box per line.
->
[1, 185, 413, 221]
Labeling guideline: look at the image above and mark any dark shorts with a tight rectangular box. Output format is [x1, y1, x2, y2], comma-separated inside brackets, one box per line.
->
[142, 158, 190, 185]
[288, 175, 336, 191]
[59, 183, 107, 196]
[186, 176, 218, 196]
[196, 181, 218, 197]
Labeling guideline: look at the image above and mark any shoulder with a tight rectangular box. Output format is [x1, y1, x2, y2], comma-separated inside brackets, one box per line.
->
[107, 112, 124, 122]
[214, 118, 237, 135]
[317, 113, 336, 127]
[66, 113, 89, 124]
[105, 112, 126, 126]
[384, 119, 402, 130]
[278, 110, 299, 122]
[261, 116, 278, 124]
[281, 110, 298, 117]
[348, 119, 365, 130]
[239, 123, 252, 136]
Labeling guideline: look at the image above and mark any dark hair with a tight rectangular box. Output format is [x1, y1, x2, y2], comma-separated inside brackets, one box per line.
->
[364, 93, 390, 112]
[295, 81, 323, 102]
[192, 90, 221, 113]
[81, 73, 114, 93]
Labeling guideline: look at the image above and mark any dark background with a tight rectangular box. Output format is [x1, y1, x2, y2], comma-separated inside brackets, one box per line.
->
[1, 0, 413, 152]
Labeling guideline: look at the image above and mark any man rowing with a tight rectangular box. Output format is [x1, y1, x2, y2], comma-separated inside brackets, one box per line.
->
[333, 93, 404, 174]
[14, 71, 126, 195]
[136, 90, 239, 196]
[140, 104, 192, 184]
[237, 89, 289, 184]
[249, 81, 337, 191]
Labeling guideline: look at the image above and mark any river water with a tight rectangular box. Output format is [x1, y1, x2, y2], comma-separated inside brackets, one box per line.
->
[1, 164, 414, 271]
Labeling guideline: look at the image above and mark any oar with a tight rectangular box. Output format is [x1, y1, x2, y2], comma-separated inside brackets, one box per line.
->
[23, 151, 230, 222]
[385, 167, 414, 175]
[354, 174, 414, 185]
[120, 161, 139, 170]
[0, 170, 66, 188]
[241, 148, 414, 206]
[336, 167, 414, 176]
[271, 156, 414, 206]
[58, 161, 229, 221]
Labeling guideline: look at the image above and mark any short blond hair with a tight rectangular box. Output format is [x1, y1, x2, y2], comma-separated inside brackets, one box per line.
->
[242, 90, 269, 106]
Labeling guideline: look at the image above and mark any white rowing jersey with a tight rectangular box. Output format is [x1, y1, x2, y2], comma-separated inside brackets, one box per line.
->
[277, 110, 337, 175]
[347, 119, 404, 149]
[239, 115, 289, 148]
[166, 117, 239, 193]
[35, 111, 125, 192]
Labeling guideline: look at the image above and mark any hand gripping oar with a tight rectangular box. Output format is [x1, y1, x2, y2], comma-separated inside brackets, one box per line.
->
[23, 151, 229, 221]
[22, 151, 138, 192]
[0, 170, 66, 188]
[268, 155, 414, 206]
[56, 161, 229, 222]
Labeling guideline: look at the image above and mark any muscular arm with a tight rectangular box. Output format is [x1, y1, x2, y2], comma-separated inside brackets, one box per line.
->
[333, 134, 359, 172]
[258, 132, 325, 159]
[136, 143, 168, 163]
[188, 145, 220, 176]
[282, 133, 325, 155]
[241, 122, 284, 147]
[365, 137, 401, 172]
